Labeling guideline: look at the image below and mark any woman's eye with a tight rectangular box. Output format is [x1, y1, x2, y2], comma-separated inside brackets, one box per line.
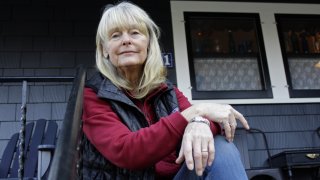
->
[131, 30, 140, 35]
[111, 33, 120, 39]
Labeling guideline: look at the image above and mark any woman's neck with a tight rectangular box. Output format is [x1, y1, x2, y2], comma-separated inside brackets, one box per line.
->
[117, 65, 143, 88]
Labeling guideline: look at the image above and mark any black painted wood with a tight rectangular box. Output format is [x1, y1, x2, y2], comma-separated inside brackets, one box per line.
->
[234, 129, 251, 169]
[48, 66, 86, 180]
[233, 103, 320, 170]
[0, 133, 19, 178]
[0, 120, 58, 178]
[24, 119, 46, 177]
[234, 129, 285, 179]
[43, 121, 58, 145]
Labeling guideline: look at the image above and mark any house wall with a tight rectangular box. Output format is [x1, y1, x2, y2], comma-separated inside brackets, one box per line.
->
[232, 103, 320, 179]
[0, 0, 319, 179]
[171, 2, 320, 179]
[0, 0, 174, 162]
[171, 1, 320, 104]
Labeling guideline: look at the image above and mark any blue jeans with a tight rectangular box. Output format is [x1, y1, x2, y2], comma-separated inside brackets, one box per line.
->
[173, 135, 248, 180]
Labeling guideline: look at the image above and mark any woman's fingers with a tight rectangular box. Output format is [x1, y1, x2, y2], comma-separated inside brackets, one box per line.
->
[193, 136, 204, 176]
[183, 134, 194, 170]
[175, 146, 185, 164]
[203, 104, 249, 142]
[222, 120, 232, 142]
[231, 108, 250, 129]
[176, 122, 214, 176]
[200, 141, 209, 175]
[229, 112, 236, 142]
[207, 138, 215, 166]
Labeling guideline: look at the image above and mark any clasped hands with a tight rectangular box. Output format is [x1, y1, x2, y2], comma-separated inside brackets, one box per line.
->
[176, 103, 250, 176]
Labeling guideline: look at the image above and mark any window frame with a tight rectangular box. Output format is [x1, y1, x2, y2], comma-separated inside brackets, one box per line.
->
[275, 14, 320, 98]
[184, 12, 273, 99]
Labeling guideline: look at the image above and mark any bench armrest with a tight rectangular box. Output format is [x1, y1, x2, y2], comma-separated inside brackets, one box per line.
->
[38, 144, 55, 179]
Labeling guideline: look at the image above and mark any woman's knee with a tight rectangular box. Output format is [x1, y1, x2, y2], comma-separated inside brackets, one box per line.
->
[204, 135, 247, 179]
[213, 135, 242, 162]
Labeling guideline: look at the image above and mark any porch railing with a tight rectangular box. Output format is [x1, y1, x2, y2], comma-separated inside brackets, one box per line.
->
[0, 76, 74, 180]
[0, 77, 74, 83]
[47, 66, 86, 180]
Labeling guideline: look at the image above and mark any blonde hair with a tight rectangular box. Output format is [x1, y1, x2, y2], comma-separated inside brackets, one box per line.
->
[96, 2, 167, 99]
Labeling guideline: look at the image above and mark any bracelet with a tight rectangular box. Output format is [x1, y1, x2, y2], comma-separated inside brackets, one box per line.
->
[189, 116, 210, 126]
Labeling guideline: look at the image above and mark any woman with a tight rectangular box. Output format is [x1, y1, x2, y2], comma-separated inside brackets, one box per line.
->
[82, 2, 250, 180]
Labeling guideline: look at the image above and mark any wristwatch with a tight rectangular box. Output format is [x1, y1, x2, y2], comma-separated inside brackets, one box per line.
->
[190, 116, 210, 126]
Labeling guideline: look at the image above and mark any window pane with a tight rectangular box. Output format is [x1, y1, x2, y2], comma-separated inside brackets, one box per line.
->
[288, 57, 320, 90]
[189, 18, 258, 55]
[276, 14, 320, 97]
[194, 57, 262, 91]
[185, 12, 272, 99]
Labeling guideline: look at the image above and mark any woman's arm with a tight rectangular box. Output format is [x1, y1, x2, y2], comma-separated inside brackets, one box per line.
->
[181, 103, 249, 142]
[82, 87, 190, 170]
[174, 87, 221, 135]
[176, 90, 250, 176]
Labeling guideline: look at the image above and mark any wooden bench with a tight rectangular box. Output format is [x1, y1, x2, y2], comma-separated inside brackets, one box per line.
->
[0, 119, 58, 179]
[233, 103, 320, 180]
[269, 126, 320, 180]
[234, 128, 284, 180]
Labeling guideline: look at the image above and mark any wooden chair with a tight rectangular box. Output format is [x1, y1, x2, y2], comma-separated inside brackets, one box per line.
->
[234, 128, 284, 180]
[0, 119, 58, 179]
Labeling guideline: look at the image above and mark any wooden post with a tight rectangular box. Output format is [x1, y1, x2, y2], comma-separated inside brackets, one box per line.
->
[19, 80, 27, 179]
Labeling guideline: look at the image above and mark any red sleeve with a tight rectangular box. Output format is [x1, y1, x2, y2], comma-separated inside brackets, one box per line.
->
[83, 86, 221, 170]
[209, 121, 221, 135]
[82, 87, 189, 170]
[173, 87, 191, 111]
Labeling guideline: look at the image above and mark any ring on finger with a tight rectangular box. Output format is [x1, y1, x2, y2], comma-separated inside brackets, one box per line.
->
[221, 121, 229, 126]
[221, 121, 229, 127]
[230, 123, 237, 127]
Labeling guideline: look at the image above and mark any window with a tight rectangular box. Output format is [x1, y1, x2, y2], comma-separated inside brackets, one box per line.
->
[275, 14, 320, 98]
[184, 12, 272, 99]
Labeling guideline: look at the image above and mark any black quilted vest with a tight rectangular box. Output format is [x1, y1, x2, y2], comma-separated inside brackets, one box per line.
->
[80, 73, 180, 180]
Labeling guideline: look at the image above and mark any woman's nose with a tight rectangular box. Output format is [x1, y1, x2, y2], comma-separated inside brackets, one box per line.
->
[122, 33, 132, 45]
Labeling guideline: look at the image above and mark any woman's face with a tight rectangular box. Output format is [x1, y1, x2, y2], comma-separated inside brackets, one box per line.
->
[104, 27, 149, 70]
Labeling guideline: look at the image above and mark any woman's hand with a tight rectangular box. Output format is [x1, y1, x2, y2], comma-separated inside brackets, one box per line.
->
[181, 103, 249, 142]
[175, 121, 214, 176]
[199, 103, 249, 142]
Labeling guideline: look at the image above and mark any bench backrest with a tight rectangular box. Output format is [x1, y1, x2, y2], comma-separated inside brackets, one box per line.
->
[0, 119, 58, 178]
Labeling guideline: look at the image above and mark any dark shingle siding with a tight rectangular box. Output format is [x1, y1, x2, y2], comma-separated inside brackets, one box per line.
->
[234, 103, 320, 168]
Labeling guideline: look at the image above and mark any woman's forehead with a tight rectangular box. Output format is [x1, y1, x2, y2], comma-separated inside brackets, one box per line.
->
[106, 21, 148, 34]
[108, 24, 142, 30]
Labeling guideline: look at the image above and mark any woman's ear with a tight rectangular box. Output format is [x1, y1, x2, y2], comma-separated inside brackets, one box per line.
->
[102, 45, 109, 59]
[103, 51, 108, 59]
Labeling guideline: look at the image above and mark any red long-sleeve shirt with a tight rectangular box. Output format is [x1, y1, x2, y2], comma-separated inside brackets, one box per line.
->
[82, 85, 220, 179]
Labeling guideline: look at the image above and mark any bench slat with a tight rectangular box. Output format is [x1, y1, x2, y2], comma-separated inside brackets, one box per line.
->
[43, 121, 58, 145]
[24, 119, 46, 177]
[0, 134, 19, 178]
